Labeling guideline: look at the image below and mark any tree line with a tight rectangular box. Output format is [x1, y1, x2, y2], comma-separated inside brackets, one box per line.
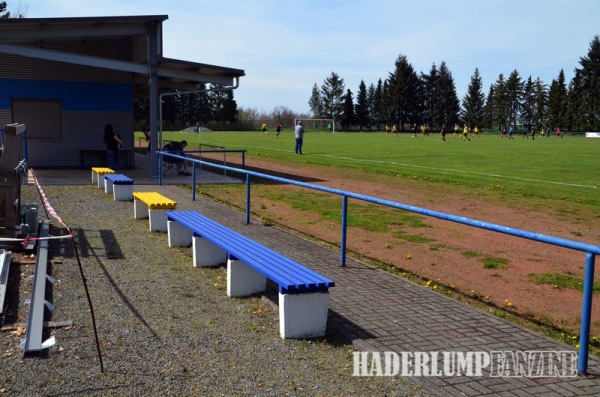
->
[309, 35, 600, 133]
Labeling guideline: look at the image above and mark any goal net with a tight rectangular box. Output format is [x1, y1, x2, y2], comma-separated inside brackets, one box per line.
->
[293, 118, 336, 134]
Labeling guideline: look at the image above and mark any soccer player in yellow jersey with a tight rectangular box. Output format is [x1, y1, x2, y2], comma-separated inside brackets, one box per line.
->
[261, 123, 267, 136]
[392, 124, 398, 135]
[453, 123, 459, 138]
[462, 125, 471, 141]
[473, 126, 480, 137]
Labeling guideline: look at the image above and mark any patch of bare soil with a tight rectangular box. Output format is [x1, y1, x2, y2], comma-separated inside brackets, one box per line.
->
[210, 155, 600, 336]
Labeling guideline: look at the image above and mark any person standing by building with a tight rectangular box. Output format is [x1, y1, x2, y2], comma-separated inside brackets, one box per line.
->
[103, 123, 124, 169]
[294, 120, 304, 154]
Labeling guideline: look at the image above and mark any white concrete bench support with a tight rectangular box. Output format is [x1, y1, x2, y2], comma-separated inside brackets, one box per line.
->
[168, 220, 193, 247]
[192, 236, 227, 267]
[279, 292, 330, 339]
[227, 258, 267, 297]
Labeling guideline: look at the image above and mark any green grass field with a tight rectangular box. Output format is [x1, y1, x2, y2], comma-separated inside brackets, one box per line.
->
[143, 130, 600, 208]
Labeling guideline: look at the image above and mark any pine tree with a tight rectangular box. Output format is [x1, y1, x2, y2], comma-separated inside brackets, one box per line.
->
[533, 78, 548, 129]
[341, 89, 355, 131]
[505, 70, 523, 129]
[308, 83, 323, 118]
[461, 68, 486, 129]
[355, 80, 369, 130]
[573, 35, 600, 130]
[321, 72, 345, 121]
[483, 85, 495, 130]
[520, 76, 535, 128]
[566, 74, 584, 131]
[421, 63, 439, 127]
[386, 55, 421, 131]
[491, 74, 510, 129]
[547, 70, 568, 130]
[437, 62, 460, 128]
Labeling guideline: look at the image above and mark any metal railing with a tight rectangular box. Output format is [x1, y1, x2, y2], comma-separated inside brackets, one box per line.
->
[158, 149, 246, 184]
[158, 152, 599, 375]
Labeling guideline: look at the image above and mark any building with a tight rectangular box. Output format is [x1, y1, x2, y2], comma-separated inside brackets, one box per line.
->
[0, 15, 245, 176]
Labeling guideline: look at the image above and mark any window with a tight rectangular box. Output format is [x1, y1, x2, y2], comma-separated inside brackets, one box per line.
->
[11, 99, 62, 139]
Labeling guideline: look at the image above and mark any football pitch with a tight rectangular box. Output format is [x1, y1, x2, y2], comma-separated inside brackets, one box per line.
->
[157, 130, 600, 208]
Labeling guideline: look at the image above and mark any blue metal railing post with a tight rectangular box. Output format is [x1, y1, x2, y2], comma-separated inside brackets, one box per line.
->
[192, 162, 196, 201]
[578, 252, 595, 375]
[341, 196, 348, 266]
[245, 174, 251, 224]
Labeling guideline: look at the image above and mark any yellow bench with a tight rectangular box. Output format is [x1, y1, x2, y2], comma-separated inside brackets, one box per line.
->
[132, 192, 177, 232]
[91, 167, 115, 189]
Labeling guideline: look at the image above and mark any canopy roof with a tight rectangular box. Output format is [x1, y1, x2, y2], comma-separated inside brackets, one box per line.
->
[0, 15, 245, 91]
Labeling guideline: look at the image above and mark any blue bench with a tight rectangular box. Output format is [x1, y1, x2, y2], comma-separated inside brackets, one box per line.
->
[104, 173, 134, 201]
[166, 210, 335, 339]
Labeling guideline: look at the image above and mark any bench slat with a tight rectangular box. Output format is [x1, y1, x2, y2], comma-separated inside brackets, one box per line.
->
[166, 211, 334, 293]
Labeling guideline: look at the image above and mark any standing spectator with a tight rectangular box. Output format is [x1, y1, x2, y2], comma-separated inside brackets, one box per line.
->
[294, 120, 304, 154]
[103, 123, 124, 169]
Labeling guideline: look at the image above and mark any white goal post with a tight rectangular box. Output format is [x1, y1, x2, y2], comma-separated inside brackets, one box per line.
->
[293, 118, 336, 134]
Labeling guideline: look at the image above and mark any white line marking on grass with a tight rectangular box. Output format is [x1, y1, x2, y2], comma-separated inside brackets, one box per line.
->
[239, 146, 600, 190]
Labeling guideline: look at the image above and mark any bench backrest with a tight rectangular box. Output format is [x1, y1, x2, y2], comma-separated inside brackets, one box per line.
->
[166, 210, 334, 294]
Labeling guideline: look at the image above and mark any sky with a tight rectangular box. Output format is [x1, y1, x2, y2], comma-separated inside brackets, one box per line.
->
[23, 0, 600, 115]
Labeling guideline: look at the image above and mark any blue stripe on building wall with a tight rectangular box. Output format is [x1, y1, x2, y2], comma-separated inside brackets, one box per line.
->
[0, 78, 132, 111]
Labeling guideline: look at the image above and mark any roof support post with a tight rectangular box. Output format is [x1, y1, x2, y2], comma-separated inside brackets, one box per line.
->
[148, 22, 160, 178]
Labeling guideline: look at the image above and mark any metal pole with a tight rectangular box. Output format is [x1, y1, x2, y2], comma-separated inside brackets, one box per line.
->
[192, 162, 196, 201]
[578, 252, 595, 374]
[340, 196, 348, 266]
[245, 175, 251, 224]
[158, 152, 163, 185]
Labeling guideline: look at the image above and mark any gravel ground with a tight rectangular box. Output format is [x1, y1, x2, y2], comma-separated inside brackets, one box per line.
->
[0, 184, 429, 396]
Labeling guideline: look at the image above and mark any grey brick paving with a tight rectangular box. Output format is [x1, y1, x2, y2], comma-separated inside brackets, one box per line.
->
[33, 164, 600, 397]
